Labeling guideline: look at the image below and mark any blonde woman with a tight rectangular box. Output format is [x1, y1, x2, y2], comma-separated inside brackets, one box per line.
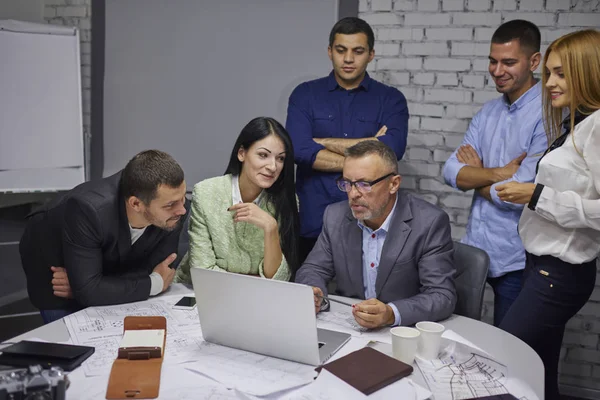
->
[495, 29, 600, 400]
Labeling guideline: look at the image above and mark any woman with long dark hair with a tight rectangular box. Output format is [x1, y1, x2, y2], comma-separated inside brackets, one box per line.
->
[496, 29, 600, 399]
[176, 117, 299, 282]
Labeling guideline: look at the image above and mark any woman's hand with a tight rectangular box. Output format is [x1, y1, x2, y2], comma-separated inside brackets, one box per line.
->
[496, 182, 536, 204]
[228, 203, 277, 232]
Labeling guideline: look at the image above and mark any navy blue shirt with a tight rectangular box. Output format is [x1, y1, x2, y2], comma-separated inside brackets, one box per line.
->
[286, 71, 409, 238]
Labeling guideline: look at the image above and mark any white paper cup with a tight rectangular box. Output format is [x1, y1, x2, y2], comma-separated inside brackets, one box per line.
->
[415, 321, 445, 360]
[390, 327, 421, 365]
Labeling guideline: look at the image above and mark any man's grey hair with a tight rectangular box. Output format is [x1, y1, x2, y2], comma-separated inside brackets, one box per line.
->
[344, 141, 399, 174]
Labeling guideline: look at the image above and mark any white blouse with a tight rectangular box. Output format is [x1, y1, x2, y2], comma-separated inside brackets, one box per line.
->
[231, 175, 265, 205]
[519, 109, 600, 264]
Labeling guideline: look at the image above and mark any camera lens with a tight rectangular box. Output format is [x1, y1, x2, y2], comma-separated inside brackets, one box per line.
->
[25, 392, 53, 400]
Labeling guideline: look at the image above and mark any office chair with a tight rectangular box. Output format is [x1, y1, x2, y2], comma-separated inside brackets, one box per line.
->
[174, 211, 190, 268]
[453, 241, 490, 320]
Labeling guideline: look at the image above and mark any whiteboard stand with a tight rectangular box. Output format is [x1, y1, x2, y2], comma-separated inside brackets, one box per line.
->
[0, 19, 85, 194]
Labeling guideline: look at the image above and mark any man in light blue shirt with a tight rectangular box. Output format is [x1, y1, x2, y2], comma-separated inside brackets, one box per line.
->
[443, 20, 547, 326]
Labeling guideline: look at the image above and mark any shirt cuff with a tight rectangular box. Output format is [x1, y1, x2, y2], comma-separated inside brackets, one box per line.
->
[443, 161, 468, 189]
[528, 184, 545, 210]
[489, 181, 504, 207]
[388, 302, 401, 326]
[149, 272, 164, 296]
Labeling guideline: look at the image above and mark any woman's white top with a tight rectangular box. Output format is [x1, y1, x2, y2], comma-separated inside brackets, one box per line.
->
[519, 109, 600, 264]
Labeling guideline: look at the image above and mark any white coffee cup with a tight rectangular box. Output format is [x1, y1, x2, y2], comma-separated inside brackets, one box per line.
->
[415, 321, 445, 360]
[390, 327, 421, 365]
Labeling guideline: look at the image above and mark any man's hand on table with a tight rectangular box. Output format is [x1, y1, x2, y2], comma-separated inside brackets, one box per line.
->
[352, 298, 394, 328]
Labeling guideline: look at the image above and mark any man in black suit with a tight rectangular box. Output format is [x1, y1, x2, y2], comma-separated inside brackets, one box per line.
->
[19, 150, 189, 323]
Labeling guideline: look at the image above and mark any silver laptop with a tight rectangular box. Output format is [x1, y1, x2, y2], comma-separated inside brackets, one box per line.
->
[190, 268, 351, 365]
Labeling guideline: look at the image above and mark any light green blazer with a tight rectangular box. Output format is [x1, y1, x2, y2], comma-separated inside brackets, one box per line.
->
[175, 174, 291, 283]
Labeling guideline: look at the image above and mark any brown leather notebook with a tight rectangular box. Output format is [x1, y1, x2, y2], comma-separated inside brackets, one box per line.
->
[320, 347, 413, 395]
[105, 316, 167, 399]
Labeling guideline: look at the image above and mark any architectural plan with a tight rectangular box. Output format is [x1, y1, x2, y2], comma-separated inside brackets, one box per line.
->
[316, 311, 392, 343]
[416, 340, 511, 400]
[63, 295, 204, 377]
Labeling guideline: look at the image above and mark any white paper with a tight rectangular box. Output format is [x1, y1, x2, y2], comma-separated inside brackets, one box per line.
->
[282, 369, 366, 400]
[416, 339, 511, 400]
[66, 364, 257, 400]
[316, 311, 392, 343]
[442, 329, 487, 354]
[120, 329, 165, 349]
[63, 296, 203, 377]
[185, 340, 317, 396]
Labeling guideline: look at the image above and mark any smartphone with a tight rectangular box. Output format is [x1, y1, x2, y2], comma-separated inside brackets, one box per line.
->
[173, 296, 196, 310]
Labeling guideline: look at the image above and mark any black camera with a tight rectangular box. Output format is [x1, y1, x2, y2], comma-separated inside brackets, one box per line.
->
[0, 365, 67, 400]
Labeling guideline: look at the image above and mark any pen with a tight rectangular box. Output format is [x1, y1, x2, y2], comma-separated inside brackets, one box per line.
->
[316, 294, 355, 308]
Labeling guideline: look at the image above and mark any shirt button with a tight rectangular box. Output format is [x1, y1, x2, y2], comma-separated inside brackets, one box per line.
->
[328, 115, 332, 119]
[371, 234, 376, 238]
[344, 133, 348, 137]
[370, 262, 375, 268]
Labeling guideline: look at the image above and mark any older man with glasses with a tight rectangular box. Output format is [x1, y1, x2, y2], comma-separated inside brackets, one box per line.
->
[295, 141, 456, 328]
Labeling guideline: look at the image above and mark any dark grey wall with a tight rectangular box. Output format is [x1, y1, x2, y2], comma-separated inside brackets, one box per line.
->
[101, 0, 340, 185]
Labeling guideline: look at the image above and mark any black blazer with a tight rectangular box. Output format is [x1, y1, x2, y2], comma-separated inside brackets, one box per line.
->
[19, 172, 189, 310]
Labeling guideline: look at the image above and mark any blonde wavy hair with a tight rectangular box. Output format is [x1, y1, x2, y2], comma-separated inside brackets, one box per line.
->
[542, 29, 600, 155]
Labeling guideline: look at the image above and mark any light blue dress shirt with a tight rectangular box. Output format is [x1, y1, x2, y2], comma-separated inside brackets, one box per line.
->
[442, 82, 547, 278]
[357, 195, 401, 325]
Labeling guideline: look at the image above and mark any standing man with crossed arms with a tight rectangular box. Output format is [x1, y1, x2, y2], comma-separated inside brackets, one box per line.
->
[286, 17, 409, 262]
[442, 20, 548, 326]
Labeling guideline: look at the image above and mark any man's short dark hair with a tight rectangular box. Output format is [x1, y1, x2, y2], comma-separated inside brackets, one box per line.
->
[345, 141, 398, 174]
[329, 17, 375, 51]
[120, 150, 184, 204]
[491, 19, 541, 55]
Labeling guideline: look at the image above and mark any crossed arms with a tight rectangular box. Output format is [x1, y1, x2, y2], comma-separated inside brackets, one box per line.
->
[312, 126, 388, 171]
[442, 111, 547, 209]
[286, 84, 409, 173]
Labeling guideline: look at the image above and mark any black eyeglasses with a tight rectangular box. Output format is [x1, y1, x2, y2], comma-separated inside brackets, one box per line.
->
[336, 173, 395, 193]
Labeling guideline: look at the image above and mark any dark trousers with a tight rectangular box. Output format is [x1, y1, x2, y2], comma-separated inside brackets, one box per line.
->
[499, 252, 597, 400]
[40, 308, 79, 324]
[487, 269, 524, 326]
[299, 236, 318, 265]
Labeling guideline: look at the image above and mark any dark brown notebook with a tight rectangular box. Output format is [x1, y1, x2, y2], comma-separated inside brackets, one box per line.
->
[320, 347, 413, 395]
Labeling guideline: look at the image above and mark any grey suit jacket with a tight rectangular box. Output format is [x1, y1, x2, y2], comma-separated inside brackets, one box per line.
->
[295, 192, 456, 326]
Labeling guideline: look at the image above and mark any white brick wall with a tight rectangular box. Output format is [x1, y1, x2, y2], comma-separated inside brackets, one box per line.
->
[43, 0, 91, 178]
[361, 0, 600, 391]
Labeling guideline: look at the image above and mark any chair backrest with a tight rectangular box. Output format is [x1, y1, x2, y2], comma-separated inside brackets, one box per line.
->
[453, 241, 490, 320]
[174, 211, 190, 268]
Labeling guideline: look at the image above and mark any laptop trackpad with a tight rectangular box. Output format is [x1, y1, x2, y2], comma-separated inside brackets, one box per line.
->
[317, 328, 352, 363]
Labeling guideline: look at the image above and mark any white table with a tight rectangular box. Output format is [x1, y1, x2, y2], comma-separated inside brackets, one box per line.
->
[7, 285, 544, 399]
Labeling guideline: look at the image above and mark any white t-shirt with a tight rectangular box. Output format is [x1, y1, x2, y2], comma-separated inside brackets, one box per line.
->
[129, 224, 163, 296]
[129, 225, 147, 245]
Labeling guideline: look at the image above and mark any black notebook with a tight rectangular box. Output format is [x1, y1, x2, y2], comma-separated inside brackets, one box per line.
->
[0, 340, 94, 371]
